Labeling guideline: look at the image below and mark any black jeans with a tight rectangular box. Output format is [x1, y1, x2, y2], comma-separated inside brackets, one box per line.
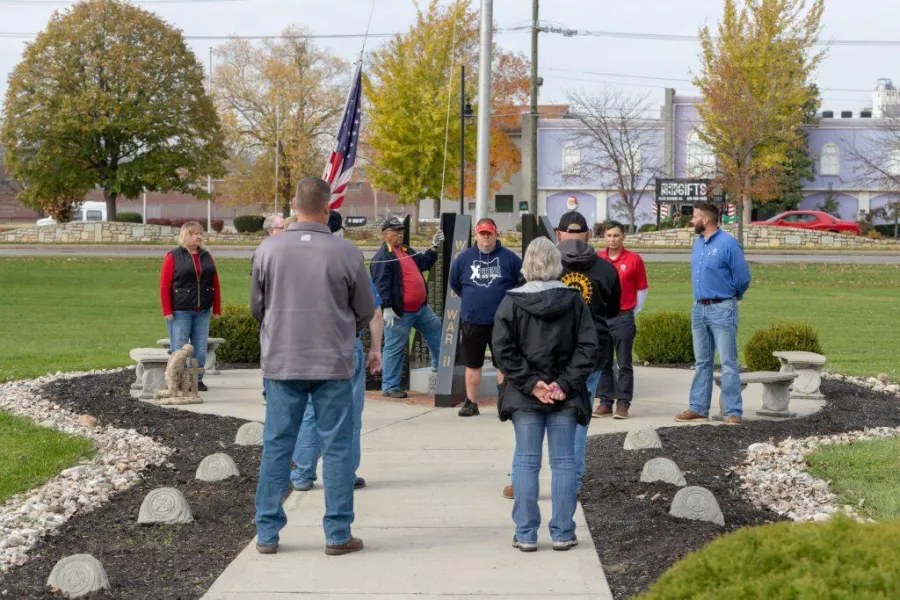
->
[598, 311, 637, 406]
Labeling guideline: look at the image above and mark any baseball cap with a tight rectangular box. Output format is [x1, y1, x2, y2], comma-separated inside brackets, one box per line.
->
[558, 211, 589, 233]
[475, 221, 497, 234]
[381, 216, 406, 231]
[327, 210, 343, 233]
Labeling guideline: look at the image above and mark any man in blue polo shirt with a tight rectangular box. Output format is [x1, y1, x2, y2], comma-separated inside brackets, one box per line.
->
[675, 202, 751, 426]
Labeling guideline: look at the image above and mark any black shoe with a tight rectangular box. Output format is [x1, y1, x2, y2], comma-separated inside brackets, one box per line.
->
[458, 399, 480, 417]
[382, 390, 408, 399]
[197, 381, 208, 392]
[354, 477, 367, 489]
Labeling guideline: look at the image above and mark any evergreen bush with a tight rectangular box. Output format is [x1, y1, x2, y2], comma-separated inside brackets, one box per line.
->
[209, 304, 260, 364]
[744, 322, 822, 371]
[633, 311, 694, 364]
[233, 215, 266, 233]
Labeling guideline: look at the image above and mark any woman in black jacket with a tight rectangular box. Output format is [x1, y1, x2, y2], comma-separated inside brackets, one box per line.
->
[492, 237, 599, 552]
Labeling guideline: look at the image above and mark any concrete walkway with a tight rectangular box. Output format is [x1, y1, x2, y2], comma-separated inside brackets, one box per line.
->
[157, 367, 824, 599]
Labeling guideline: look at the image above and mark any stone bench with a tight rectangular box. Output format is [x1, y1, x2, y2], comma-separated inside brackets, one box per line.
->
[773, 351, 826, 400]
[157, 337, 226, 375]
[129, 348, 170, 400]
[712, 370, 799, 419]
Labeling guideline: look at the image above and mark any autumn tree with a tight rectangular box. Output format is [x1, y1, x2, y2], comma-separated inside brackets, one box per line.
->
[566, 90, 662, 232]
[213, 28, 348, 215]
[693, 0, 825, 244]
[1, 0, 226, 220]
[365, 0, 529, 222]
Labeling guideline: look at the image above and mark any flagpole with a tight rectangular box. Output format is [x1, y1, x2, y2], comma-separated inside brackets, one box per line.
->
[474, 0, 493, 222]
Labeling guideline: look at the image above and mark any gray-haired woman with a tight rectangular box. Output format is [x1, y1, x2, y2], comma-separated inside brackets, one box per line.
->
[492, 237, 598, 552]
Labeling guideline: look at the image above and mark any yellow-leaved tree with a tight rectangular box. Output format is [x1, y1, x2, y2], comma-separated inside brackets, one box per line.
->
[693, 0, 824, 244]
[364, 0, 529, 226]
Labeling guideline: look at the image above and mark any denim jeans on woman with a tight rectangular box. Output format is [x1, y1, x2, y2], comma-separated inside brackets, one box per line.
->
[511, 408, 578, 544]
[166, 308, 210, 381]
[688, 298, 742, 417]
[292, 340, 366, 487]
[381, 305, 442, 392]
[511, 369, 601, 493]
[255, 377, 355, 547]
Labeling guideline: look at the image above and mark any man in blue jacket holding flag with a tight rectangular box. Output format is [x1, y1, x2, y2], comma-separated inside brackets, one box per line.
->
[449, 218, 523, 417]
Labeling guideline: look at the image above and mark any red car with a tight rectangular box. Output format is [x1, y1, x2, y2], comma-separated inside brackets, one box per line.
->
[752, 210, 861, 236]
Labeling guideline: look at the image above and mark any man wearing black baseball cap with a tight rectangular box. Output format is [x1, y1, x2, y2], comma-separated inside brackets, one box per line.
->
[370, 216, 445, 398]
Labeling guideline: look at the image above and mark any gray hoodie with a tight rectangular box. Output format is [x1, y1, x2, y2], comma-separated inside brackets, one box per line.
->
[251, 221, 375, 380]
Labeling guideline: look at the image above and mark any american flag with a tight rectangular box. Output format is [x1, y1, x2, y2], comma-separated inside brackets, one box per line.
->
[322, 64, 363, 210]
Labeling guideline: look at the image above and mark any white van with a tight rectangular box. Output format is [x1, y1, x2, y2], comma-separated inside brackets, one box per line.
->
[36, 201, 108, 226]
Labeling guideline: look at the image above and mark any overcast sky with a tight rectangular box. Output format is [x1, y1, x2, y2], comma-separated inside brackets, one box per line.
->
[0, 0, 895, 116]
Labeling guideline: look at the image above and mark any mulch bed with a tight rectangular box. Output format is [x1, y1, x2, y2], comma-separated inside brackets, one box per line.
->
[581, 378, 900, 599]
[0, 370, 261, 599]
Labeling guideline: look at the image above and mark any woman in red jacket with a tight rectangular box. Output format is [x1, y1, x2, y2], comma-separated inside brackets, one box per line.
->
[159, 222, 222, 391]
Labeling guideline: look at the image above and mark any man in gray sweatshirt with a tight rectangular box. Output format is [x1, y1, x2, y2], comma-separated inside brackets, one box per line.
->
[251, 176, 374, 556]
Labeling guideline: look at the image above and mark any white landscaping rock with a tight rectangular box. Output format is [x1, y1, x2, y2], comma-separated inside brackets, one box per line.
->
[735, 426, 900, 523]
[0, 369, 173, 573]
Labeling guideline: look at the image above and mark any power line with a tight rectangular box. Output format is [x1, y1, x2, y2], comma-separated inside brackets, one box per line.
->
[0, 0, 247, 4]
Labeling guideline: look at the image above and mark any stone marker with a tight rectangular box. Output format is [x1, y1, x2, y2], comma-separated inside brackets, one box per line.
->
[640, 457, 687, 486]
[623, 426, 663, 450]
[47, 554, 109, 598]
[669, 486, 724, 526]
[138, 487, 194, 525]
[196, 453, 240, 481]
[235, 422, 264, 446]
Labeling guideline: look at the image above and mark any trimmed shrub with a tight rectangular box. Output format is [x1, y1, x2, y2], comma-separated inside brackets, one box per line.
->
[640, 517, 900, 599]
[234, 215, 266, 233]
[638, 223, 657, 233]
[874, 223, 899, 238]
[743, 322, 822, 372]
[115, 212, 143, 223]
[146, 217, 224, 233]
[634, 311, 694, 364]
[209, 304, 259, 363]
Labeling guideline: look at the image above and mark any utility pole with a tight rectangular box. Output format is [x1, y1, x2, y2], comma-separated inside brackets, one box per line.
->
[474, 0, 493, 222]
[529, 0, 538, 216]
[274, 103, 280, 215]
[460, 65, 466, 216]
[207, 47, 212, 231]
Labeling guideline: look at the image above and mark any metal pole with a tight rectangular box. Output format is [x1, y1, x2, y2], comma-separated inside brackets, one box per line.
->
[207, 47, 212, 231]
[142, 190, 147, 224]
[460, 65, 465, 216]
[474, 0, 493, 221]
[373, 187, 379, 220]
[274, 103, 280, 215]
[529, 0, 539, 216]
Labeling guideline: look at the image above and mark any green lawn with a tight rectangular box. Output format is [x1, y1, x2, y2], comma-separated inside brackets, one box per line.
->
[0, 410, 95, 504]
[0, 258, 898, 382]
[807, 436, 900, 521]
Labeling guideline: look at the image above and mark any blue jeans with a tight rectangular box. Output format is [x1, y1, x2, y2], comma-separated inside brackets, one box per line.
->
[292, 340, 366, 486]
[382, 304, 442, 392]
[255, 377, 355, 547]
[512, 371, 600, 493]
[511, 408, 578, 544]
[166, 309, 210, 381]
[574, 370, 602, 490]
[688, 299, 742, 417]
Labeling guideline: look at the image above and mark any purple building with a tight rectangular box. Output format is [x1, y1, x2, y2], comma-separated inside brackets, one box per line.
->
[525, 82, 900, 228]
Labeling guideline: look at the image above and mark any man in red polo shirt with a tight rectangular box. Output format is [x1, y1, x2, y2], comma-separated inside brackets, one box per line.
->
[595, 220, 649, 419]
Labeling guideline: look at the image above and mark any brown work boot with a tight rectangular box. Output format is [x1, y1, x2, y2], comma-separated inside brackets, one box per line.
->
[613, 404, 629, 420]
[674, 409, 709, 422]
[256, 542, 278, 554]
[592, 404, 613, 418]
[725, 416, 742, 426]
[325, 536, 364, 556]
[502, 484, 514, 500]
